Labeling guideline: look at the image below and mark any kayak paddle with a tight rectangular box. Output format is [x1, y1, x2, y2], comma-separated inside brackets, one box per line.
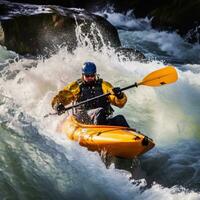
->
[44, 66, 178, 117]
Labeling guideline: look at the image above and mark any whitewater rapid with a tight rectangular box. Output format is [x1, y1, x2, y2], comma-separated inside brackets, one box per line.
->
[96, 9, 200, 64]
[0, 8, 200, 200]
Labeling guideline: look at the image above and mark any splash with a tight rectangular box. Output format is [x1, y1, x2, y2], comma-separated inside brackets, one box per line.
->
[95, 9, 152, 31]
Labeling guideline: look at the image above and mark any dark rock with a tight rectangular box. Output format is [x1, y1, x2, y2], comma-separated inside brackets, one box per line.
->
[0, 2, 121, 55]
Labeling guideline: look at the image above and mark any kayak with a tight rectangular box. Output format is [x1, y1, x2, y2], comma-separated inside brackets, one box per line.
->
[59, 115, 155, 159]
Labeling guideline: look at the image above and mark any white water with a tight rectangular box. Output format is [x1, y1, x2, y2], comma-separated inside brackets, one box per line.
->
[95, 9, 152, 31]
[96, 9, 200, 64]
[0, 13, 200, 200]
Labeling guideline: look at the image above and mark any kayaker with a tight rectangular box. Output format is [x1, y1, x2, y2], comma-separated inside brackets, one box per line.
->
[51, 62, 129, 127]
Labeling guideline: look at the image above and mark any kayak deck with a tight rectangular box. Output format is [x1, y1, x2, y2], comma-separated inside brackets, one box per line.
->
[59, 115, 155, 158]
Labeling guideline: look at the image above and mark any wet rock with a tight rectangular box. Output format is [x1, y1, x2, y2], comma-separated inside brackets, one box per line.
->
[0, 2, 121, 55]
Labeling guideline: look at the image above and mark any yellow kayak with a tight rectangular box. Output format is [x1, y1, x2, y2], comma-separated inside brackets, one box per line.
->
[59, 115, 155, 159]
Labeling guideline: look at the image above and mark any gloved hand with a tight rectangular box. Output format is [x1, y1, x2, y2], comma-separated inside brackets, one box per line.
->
[55, 103, 66, 115]
[112, 87, 123, 99]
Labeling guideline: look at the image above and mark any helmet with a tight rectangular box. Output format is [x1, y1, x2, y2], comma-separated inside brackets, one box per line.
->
[82, 62, 96, 75]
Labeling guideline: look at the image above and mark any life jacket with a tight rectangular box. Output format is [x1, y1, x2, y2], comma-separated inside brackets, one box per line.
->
[76, 78, 113, 115]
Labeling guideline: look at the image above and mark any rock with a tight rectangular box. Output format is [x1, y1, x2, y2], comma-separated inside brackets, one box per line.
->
[0, 2, 121, 55]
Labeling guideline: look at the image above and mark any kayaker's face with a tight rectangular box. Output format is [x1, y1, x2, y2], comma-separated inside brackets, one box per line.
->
[83, 74, 96, 83]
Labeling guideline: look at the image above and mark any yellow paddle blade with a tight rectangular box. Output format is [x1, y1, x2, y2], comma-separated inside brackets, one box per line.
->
[138, 66, 178, 87]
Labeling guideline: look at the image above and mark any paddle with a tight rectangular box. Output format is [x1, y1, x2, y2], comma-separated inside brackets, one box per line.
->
[44, 66, 178, 117]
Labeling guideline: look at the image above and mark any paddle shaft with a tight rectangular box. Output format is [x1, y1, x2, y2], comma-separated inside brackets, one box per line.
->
[64, 82, 138, 111]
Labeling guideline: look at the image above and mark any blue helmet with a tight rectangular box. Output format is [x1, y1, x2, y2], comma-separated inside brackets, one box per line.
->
[82, 62, 96, 75]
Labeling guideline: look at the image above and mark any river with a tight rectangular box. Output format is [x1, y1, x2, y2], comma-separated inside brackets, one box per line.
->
[0, 7, 200, 200]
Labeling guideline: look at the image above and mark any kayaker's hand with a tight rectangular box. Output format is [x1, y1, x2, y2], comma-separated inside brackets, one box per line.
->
[112, 87, 123, 99]
[55, 103, 66, 115]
